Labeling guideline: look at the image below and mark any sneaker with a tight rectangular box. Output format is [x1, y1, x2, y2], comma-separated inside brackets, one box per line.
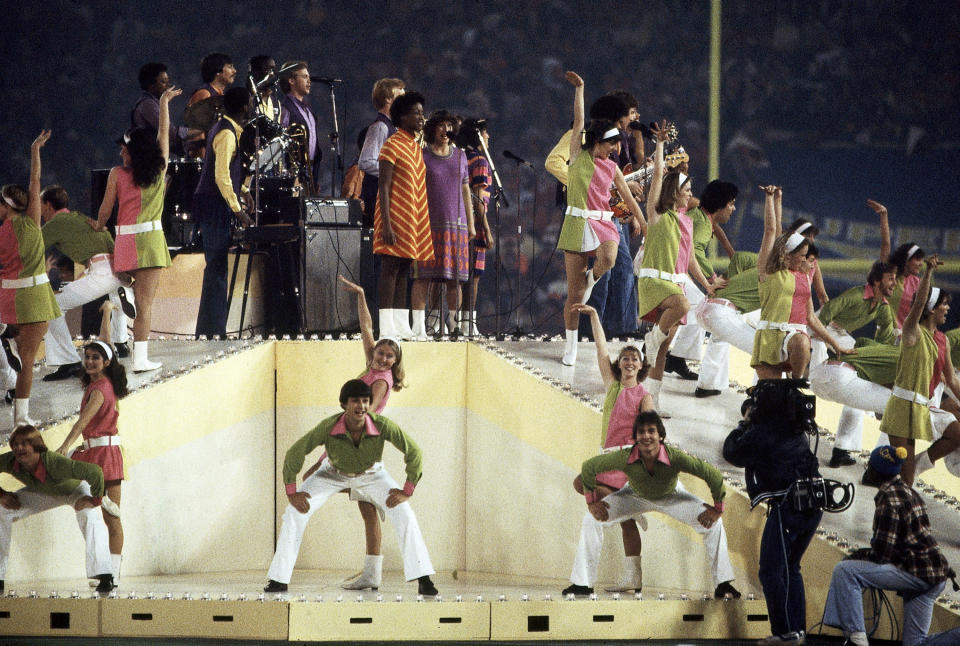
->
[828, 448, 857, 468]
[714, 581, 741, 599]
[115, 342, 130, 358]
[665, 354, 698, 380]
[42, 362, 82, 382]
[117, 286, 137, 319]
[561, 583, 594, 597]
[263, 580, 288, 593]
[695, 387, 721, 398]
[417, 575, 438, 596]
[756, 631, 805, 645]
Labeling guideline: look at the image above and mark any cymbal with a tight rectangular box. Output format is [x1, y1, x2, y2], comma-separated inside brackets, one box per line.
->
[183, 95, 224, 130]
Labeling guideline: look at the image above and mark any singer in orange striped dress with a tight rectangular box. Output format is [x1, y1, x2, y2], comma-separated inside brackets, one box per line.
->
[373, 91, 433, 338]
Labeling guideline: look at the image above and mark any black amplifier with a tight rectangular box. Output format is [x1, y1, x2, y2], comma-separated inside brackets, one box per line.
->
[303, 198, 363, 226]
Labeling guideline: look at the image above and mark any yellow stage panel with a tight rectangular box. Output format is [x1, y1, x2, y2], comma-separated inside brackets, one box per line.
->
[288, 599, 490, 641]
[101, 598, 288, 640]
[0, 597, 100, 637]
[489, 598, 772, 641]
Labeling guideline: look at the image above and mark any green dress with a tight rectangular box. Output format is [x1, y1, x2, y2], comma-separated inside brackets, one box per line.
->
[636, 210, 685, 319]
[879, 326, 937, 441]
[751, 270, 808, 367]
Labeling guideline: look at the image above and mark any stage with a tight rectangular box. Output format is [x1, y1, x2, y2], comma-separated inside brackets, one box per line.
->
[1, 336, 959, 642]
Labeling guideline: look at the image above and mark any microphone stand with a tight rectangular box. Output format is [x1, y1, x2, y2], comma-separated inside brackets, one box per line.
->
[317, 78, 343, 196]
[247, 75, 267, 226]
[477, 135, 508, 339]
[505, 156, 527, 335]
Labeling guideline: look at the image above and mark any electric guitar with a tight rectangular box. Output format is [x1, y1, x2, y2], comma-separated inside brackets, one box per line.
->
[609, 124, 685, 220]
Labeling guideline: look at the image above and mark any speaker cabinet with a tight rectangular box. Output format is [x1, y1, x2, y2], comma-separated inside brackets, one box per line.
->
[302, 226, 368, 332]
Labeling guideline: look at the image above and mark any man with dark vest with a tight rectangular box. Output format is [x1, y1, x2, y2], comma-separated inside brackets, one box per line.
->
[193, 87, 254, 339]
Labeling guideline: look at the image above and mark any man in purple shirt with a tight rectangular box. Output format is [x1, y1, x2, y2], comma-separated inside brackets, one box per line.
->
[280, 61, 322, 194]
[132, 62, 188, 155]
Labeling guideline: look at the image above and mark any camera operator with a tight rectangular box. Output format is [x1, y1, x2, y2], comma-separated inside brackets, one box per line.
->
[824, 445, 959, 646]
[723, 379, 823, 646]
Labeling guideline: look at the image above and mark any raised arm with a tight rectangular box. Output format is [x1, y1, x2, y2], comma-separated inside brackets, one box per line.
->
[901, 254, 940, 347]
[566, 71, 584, 165]
[867, 199, 891, 261]
[572, 303, 615, 387]
[773, 186, 783, 234]
[157, 86, 182, 164]
[339, 275, 374, 360]
[27, 130, 52, 226]
[645, 120, 669, 225]
[755, 185, 779, 281]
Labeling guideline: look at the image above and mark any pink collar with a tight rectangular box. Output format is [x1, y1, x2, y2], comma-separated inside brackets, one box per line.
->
[330, 414, 381, 437]
[13, 455, 47, 482]
[863, 284, 889, 304]
[626, 443, 671, 466]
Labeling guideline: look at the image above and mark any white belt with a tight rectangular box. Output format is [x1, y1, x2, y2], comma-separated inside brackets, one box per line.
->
[892, 385, 931, 407]
[82, 436, 121, 450]
[636, 268, 685, 284]
[757, 320, 807, 333]
[333, 462, 382, 478]
[117, 221, 163, 235]
[601, 444, 633, 454]
[565, 205, 614, 222]
[2, 273, 50, 289]
[89, 253, 113, 264]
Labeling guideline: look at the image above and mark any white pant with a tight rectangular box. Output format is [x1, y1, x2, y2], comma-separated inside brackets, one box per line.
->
[694, 299, 755, 392]
[569, 482, 734, 587]
[267, 459, 434, 584]
[0, 482, 112, 579]
[671, 278, 706, 361]
[45, 257, 130, 366]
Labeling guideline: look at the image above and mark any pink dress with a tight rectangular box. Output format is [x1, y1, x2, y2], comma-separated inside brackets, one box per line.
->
[596, 381, 650, 490]
[361, 367, 395, 414]
[71, 378, 123, 481]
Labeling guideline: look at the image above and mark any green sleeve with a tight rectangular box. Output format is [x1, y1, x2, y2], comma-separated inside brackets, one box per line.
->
[817, 292, 842, 326]
[375, 415, 423, 487]
[581, 451, 629, 493]
[44, 451, 105, 497]
[873, 303, 896, 345]
[669, 446, 725, 503]
[281, 418, 334, 485]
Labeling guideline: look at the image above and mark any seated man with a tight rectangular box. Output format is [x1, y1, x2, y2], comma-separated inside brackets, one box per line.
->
[0, 425, 114, 594]
[824, 445, 958, 646]
[564, 410, 740, 599]
[39, 185, 134, 380]
[264, 379, 437, 596]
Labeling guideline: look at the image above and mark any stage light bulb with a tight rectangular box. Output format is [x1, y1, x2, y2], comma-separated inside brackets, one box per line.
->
[238, 593, 246, 601]
[476, 595, 483, 602]
[220, 593, 228, 601]
[544, 594, 552, 601]
[376, 593, 383, 603]
[498, 594, 505, 602]
[612, 592, 621, 601]
[657, 593, 665, 601]
[395, 594, 403, 602]
[634, 592, 642, 600]
[521, 594, 529, 602]
[416, 594, 424, 603]
[589, 593, 597, 601]
[336, 594, 343, 603]
[316, 595, 323, 602]
[455, 594, 462, 602]
[164, 592, 173, 600]
[356, 594, 364, 603]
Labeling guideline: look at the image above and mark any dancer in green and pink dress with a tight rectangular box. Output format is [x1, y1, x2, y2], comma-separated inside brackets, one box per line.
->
[556, 71, 643, 366]
[1, 130, 61, 426]
[97, 86, 181, 372]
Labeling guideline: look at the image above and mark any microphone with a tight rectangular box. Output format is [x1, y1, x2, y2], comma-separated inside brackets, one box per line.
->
[310, 76, 342, 84]
[254, 72, 276, 90]
[503, 150, 532, 168]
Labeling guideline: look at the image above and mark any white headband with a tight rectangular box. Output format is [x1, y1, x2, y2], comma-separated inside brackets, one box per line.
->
[785, 232, 807, 253]
[927, 287, 941, 312]
[601, 128, 620, 141]
[90, 340, 113, 361]
[2, 195, 15, 208]
[678, 172, 689, 186]
[907, 244, 921, 261]
[794, 222, 813, 235]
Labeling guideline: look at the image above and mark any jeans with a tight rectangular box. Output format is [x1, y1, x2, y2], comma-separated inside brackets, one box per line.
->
[758, 502, 823, 636]
[194, 193, 232, 338]
[824, 560, 946, 646]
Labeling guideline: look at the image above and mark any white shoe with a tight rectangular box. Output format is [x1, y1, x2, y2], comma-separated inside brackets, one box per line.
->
[644, 324, 668, 364]
[561, 329, 578, 366]
[132, 341, 161, 372]
[341, 555, 383, 590]
[604, 555, 642, 592]
[394, 310, 414, 341]
[111, 554, 122, 587]
[13, 398, 38, 427]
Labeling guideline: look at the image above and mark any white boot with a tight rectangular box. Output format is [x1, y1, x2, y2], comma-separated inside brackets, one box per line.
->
[13, 398, 37, 427]
[646, 378, 670, 418]
[112, 554, 122, 587]
[605, 555, 642, 592]
[470, 311, 480, 336]
[394, 309, 414, 341]
[916, 450, 935, 475]
[341, 554, 383, 590]
[582, 267, 599, 304]
[562, 329, 578, 366]
[644, 324, 668, 365]
[132, 341, 161, 372]
[410, 310, 429, 341]
[378, 308, 396, 340]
